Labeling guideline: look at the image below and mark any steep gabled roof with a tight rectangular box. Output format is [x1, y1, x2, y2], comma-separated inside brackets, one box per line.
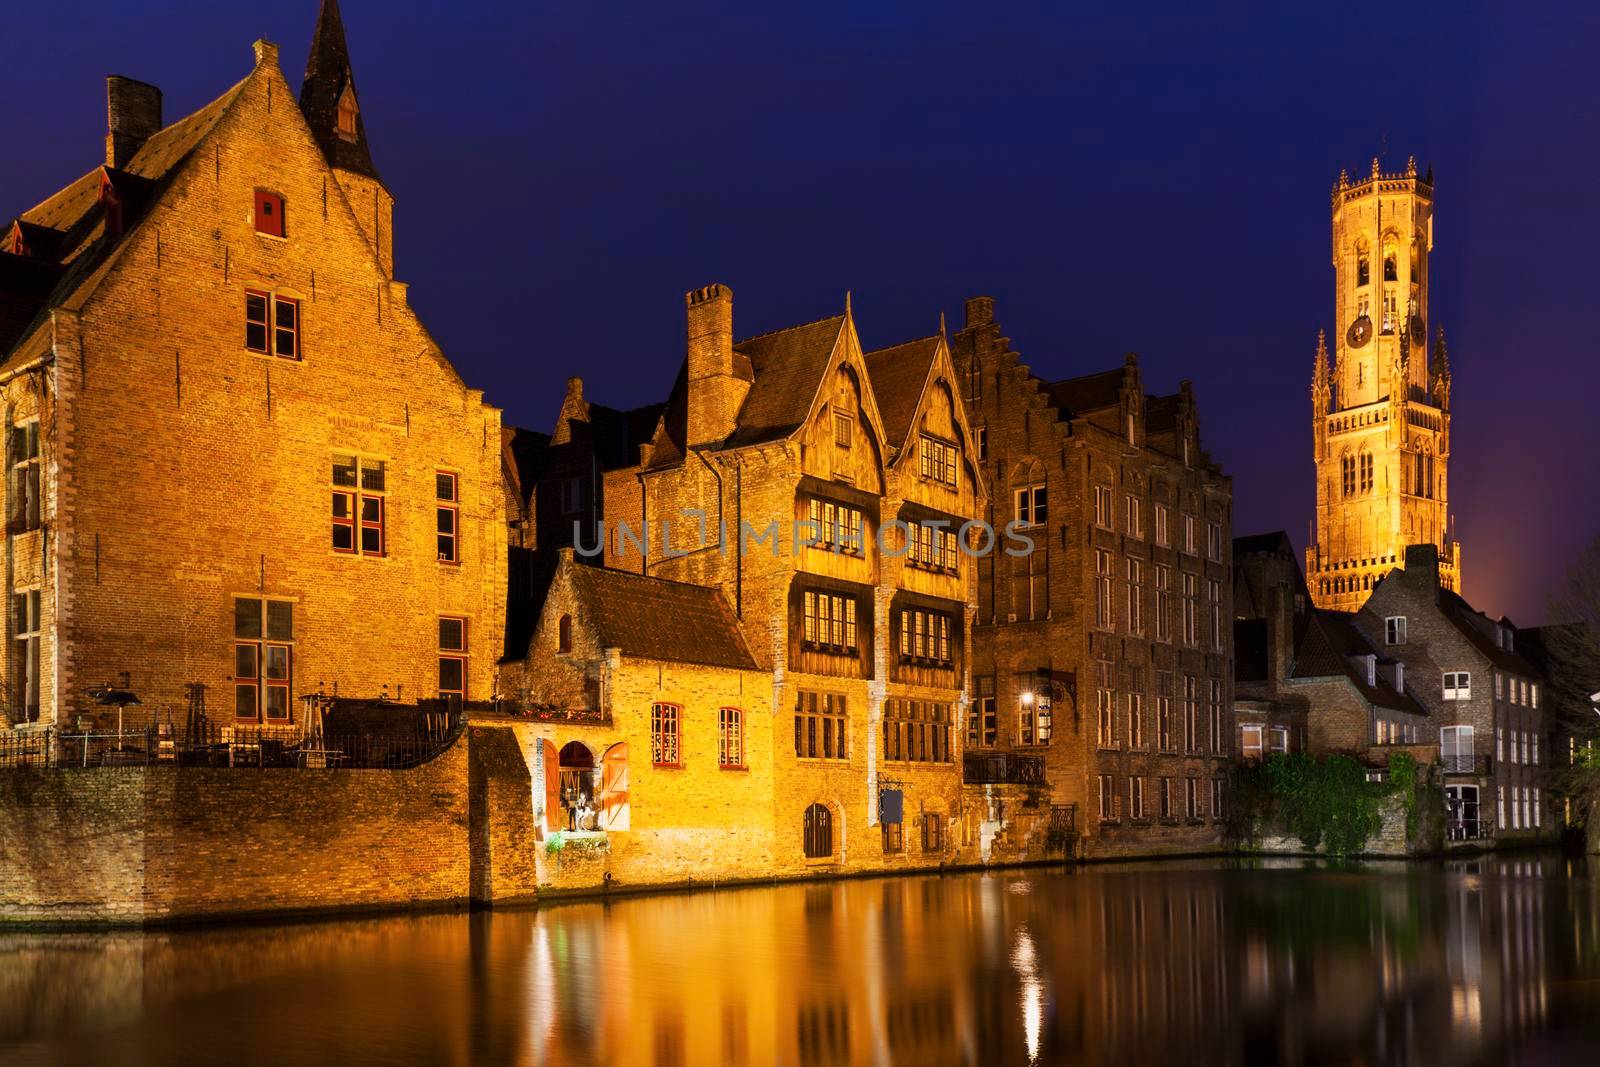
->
[1438, 590, 1542, 675]
[724, 314, 847, 448]
[1294, 610, 1425, 715]
[568, 564, 757, 670]
[862, 334, 939, 453]
[1044, 366, 1123, 416]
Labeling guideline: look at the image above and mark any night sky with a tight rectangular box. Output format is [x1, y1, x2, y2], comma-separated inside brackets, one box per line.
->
[4, 2, 1596, 623]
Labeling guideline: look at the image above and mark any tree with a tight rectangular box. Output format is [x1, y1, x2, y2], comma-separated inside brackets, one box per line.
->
[1542, 534, 1600, 850]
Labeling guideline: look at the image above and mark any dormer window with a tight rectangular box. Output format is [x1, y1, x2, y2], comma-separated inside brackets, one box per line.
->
[253, 191, 285, 238]
[336, 84, 359, 143]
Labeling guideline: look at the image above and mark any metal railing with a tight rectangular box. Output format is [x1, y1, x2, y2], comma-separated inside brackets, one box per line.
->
[1439, 753, 1492, 775]
[963, 751, 1046, 785]
[0, 713, 463, 771]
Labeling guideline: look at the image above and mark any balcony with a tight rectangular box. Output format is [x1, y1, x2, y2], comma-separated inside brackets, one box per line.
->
[1439, 753, 1491, 776]
[963, 751, 1046, 785]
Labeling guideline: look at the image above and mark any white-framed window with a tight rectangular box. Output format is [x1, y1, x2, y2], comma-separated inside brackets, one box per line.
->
[1155, 565, 1172, 642]
[1207, 521, 1222, 561]
[1096, 687, 1116, 748]
[1497, 785, 1505, 830]
[10, 588, 41, 723]
[1496, 725, 1504, 762]
[1181, 572, 1198, 645]
[1443, 671, 1471, 700]
[1385, 616, 1407, 645]
[1241, 724, 1263, 760]
[1185, 777, 1200, 820]
[1154, 503, 1170, 547]
[1093, 485, 1113, 530]
[1269, 726, 1289, 753]
[1094, 549, 1114, 629]
[1534, 786, 1542, 827]
[1125, 558, 1144, 635]
[1183, 675, 1199, 752]
[7, 420, 41, 534]
[1183, 514, 1197, 555]
[1098, 774, 1116, 820]
[1531, 683, 1540, 709]
[1014, 484, 1047, 528]
[1211, 778, 1225, 820]
[1127, 688, 1145, 748]
[1207, 579, 1223, 651]
[1159, 777, 1173, 819]
[1124, 495, 1143, 539]
[1130, 776, 1145, 820]
[1209, 679, 1224, 753]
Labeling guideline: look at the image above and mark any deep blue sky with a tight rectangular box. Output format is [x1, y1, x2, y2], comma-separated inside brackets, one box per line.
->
[4, 1, 1596, 623]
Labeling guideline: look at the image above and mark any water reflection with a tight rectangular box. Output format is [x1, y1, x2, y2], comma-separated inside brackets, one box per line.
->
[3, 855, 1599, 1066]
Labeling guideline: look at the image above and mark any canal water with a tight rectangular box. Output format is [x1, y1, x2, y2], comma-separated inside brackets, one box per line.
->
[3, 855, 1599, 1066]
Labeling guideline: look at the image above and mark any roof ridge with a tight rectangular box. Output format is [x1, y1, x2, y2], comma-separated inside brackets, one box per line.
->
[733, 311, 845, 349]
[863, 333, 940, 357]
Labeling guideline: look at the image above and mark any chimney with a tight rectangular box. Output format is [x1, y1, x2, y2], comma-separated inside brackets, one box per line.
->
[105, 76, 162, 169]
[1266, 579, 1294, 684]
[685, 284, 744, 449]
[964, 296, 994, 329]
[1403, 542, 1440, 592]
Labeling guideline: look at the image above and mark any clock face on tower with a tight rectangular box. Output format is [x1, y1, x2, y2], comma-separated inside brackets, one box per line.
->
[1346, 315, 1373, 349]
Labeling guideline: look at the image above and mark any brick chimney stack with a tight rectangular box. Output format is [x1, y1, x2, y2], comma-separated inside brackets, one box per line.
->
[1404, 542, 1440, 593]
[685, 284, 745, 449]
[105, 76, 162, 169]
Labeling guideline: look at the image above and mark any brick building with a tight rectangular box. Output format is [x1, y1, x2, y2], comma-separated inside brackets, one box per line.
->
[0, 2, 504, 734]
[503, 285, 985, 875]
[1233, 531, 1429, 763]
[1353, 544, 1552, 843]
[950, 296, 1234, 857]
[1308, 158, 1460, 611]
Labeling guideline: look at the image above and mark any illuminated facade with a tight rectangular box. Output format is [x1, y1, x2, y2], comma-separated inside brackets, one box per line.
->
[1309, 157, 1460, 611]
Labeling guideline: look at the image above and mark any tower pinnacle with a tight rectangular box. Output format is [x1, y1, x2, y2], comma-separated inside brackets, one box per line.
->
[299, 0, 382, 183]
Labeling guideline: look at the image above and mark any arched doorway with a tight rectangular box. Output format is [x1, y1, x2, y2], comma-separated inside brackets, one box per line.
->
[803, 803, 834, 859]
[558, 741, 597, 831]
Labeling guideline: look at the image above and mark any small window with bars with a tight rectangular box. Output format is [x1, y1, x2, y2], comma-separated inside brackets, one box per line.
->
[718, 707, 745, 768]
[651, 703, 681, 766]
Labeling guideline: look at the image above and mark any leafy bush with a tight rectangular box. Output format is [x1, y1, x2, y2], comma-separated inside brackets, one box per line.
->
[1232, 751, 1421, 857]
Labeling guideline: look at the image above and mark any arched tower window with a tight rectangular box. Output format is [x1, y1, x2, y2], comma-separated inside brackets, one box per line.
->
[1359, 451, 1374, 494]
[1355, 239, 1371, 287]
[336, 83, 359, 143]
[1383, 237, 1398, 282]
[1341, 453, 1356, 498]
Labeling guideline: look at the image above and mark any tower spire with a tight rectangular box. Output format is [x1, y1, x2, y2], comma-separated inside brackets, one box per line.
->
[299, 0, 382, 182]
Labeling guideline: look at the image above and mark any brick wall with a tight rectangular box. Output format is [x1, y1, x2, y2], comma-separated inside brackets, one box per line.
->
[0, 733, 471, 924]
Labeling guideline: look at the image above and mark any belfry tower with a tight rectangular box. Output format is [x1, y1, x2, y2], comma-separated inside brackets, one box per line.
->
[1307, 157, 1460, 611]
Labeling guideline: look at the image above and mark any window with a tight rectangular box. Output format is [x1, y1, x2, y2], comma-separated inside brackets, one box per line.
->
[883, 699, 952, 764]
[906, 521, 957, 572]
[1097, 687, 1116, 748]
[7, 421, 40, 533]
[1185, 777, 1200, 820]
[1094, 549, 1114, 629]
[795, 690, 848, 759]
[246, 289, 299, 359]
[803, 803, 833, 859]
[1125, 558, 1145, 635]
[882, 816, 903, 853]
[1183, 675, 1199, 752]
[1443, 671, 1471, 701]
[436, 472, 460, 563]
[1093, 485, 1113, 529]
[439, 616, 467, 704]
[922, 812, 944, 852]
[1342, 454, 1356, 498]
[918, 434, 957, 487]
[559, 477, 584, 516]
[1269, 726, 1289, 753]
[1495, 672, 1504, 699]
[802, 590, 857, 654]
[1098, 774, 1116, 820]
[970, 675, 997, 747]
[714, 707, 745, 768]
[833, 410, 853, 449]
[1130, 777, 1145, 820]
[1531, 683, 1540, 709]
[1208, 579, 1223, 651]
[1155, 565, 1172, 642]
[1125, 495, 1143, 539]
[557, 614, 572, 653]
[11, 589, 41, 722]
[807, 499, 866, 556]
[1183, 514, 1197, 555]
[1497, 785, 1505, 830]
[1154, 503, 1170, 547]
[1156, 688, 1173, 753]
[1014, 484, 1047, 528]
[332, 454, 386, 556]
[1209, 679, 1224, 753]
[253, 190, 285, 238]
[1241, 724, 1263, 760]
[1211, 779, 1225, 820]
[1207, 522, 1222, 561]
[336, 84, 359, 142]
[651, 702, 681, 766]
[898, 608, 952, 665]
[976, 426, 987, 460]
[1385, 616, 1407, 645]
[1181, 572, 1198, 645]
[1127, 686, 1145, 748]
[1159, 777, 1173, 819]
[233, 597, 293, 721]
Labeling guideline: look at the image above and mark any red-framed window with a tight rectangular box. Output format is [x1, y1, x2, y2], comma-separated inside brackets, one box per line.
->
[246, 289, 300, 359]
[332, 454, 385, 556]
[718, 707, 744, 768]
[254, 191, 285, 238]
[651, 702, 681, 767]
[439, 616, 467, 705]
[234, 597, 293, 721]
[436, 471, 459, 563]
